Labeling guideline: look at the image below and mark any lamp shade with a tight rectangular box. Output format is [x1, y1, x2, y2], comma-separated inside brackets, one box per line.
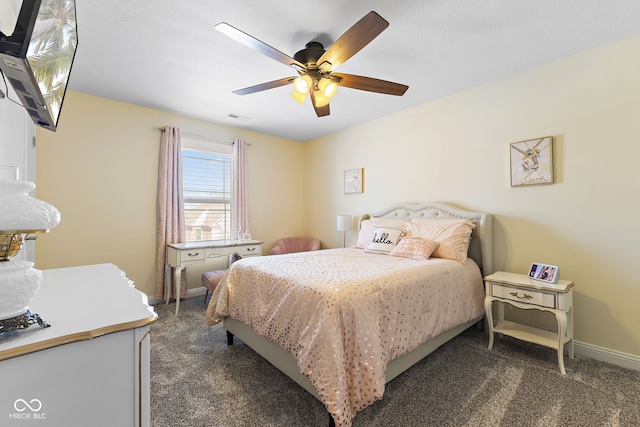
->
[312, 90, 330, 107]
[293, 75, 312, 94]
[0, 179, 61, 231]
[291, 90, 307, 104]
[318, 78, 338, 98]
[336, 215, 352, 232]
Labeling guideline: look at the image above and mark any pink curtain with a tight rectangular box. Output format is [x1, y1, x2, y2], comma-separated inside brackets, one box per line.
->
[155, 126, 186, 300]
[232, 139, 250, 240]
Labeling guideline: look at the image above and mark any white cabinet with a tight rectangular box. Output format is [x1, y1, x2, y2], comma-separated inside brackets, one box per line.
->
[0, 264, 157, 426]
[0, 84, 35, 184]
[0, 83, 36, 262]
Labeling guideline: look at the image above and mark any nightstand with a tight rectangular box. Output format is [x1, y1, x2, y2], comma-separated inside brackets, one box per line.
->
[484, 271, 574, 375]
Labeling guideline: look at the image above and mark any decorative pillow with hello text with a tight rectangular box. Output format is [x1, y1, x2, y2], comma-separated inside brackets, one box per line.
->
[364, 226, 406, 255]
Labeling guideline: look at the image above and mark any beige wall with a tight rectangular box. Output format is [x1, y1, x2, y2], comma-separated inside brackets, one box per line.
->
[35, 91, 304, 296]
[34, 34, 640, 359]
[303, 35, 640, 357]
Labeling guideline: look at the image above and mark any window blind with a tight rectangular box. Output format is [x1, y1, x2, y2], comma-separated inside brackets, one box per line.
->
[182, 148, 232, 242]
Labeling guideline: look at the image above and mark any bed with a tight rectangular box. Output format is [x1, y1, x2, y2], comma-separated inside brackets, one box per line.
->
[207, 202, 493, 427]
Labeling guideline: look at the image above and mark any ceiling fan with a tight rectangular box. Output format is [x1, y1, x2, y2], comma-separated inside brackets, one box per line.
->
[214, 11, 409, 117]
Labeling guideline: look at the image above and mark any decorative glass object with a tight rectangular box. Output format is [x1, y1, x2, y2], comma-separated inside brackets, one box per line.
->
[0, 166, 60, 332]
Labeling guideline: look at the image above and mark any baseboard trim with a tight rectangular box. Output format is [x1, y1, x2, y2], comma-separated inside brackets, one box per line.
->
[575, 340, 640, 371]
[147, 287, 207, 306]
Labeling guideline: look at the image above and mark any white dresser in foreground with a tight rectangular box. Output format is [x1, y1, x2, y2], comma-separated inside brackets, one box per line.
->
[0, 263, 157, 426]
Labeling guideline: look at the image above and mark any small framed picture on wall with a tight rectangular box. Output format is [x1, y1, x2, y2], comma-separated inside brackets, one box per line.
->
[344, 168, 363, 194]
[510, 136, 554, 186]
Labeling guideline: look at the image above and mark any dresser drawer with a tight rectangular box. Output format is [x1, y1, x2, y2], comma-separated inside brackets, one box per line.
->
[235, 244, 262, 257]
[180, 249, 205, 262]
[490, 282, 557, 309]
[205, 244, 262, 259]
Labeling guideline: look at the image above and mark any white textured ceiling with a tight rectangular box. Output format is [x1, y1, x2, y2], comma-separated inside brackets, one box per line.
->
[67, 0, 640, 141]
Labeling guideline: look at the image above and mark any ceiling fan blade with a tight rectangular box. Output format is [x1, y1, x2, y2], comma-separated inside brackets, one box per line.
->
[310, 91, 330, 117]
[332, 73, 408, 96]
[215, 22, 306, 70]
[233, 77, 295, 95]
[317, 11, 389, 73]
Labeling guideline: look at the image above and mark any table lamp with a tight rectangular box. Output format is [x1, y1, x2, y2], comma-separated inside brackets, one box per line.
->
[0, 166, 60, 333]
[336, 215, 352, 248]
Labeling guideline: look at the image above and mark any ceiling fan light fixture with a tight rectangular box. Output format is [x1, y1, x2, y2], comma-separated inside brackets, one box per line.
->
[291, 90, 307, 104]
[318, 78, 338, 99]
[293, 75, 313, 94]
[217, 12, 408, 118]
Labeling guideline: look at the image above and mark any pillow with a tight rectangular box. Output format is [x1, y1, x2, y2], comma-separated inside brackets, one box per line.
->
[405, 220, 475, 262]
[390, 237, 439, 261]
[355, 218, 408, 248]
[364, 226, 406, 255]
[411, 217, 471, 225]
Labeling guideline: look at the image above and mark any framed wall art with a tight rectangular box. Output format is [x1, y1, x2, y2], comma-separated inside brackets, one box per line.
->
[344, 168, 363, 194]
[510, 136, 554, 186]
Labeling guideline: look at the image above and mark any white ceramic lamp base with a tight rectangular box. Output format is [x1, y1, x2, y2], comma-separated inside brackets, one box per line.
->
[0, 260, 42, 320]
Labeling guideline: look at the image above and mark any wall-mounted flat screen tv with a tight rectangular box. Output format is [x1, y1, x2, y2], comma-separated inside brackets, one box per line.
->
[0, 0, 78, 132]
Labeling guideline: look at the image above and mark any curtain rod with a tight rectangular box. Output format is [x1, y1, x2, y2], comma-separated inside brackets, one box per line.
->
[153, 126, 242, 145]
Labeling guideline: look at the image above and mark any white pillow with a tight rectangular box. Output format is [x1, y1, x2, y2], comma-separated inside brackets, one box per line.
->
[411, 217, 471, 225]
[364, 226, 406, 255]
[405, 220, 475, 262]
[355, 218, 408, 248]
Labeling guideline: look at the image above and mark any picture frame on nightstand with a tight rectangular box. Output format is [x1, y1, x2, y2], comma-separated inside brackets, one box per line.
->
[528, 262, 560, 284]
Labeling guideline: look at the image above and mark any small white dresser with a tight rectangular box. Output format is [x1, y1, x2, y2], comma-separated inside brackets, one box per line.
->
[0, 264, 157, 426]
[166, 240, 263, 314]
[484, 271, 574, 374]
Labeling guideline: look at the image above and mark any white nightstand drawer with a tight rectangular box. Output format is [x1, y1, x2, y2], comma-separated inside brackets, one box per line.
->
[180, 249, 205, 262]
[490, 282, 557, 309]
[236, 244, 262, 257]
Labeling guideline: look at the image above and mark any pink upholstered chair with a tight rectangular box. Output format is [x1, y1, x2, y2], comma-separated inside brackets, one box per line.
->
[270, 237, 321, 255]
[202, 253, 242, 304]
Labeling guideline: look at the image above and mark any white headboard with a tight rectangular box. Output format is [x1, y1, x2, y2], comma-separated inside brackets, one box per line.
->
[360, 202, 493, 276]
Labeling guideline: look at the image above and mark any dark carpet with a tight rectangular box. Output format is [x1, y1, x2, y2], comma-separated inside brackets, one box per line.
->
[150, 298, 640, 427]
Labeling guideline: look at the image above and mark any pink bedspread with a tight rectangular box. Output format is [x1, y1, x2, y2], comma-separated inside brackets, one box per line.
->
[207, 248, 484, 427]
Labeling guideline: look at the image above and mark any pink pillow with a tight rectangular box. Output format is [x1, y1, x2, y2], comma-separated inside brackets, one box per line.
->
[390, 237, 439, 260]
[405, 220, 475, 262]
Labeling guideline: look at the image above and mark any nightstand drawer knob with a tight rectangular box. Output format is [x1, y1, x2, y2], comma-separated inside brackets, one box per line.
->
[187, 252, 200, 257]
[509, 291, 533, 300]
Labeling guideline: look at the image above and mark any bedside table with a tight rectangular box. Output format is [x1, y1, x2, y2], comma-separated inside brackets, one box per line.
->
[484, 271, 574, 374]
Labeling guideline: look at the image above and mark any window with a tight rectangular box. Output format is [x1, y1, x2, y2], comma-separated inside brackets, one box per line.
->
[181, 137, 232, 242]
